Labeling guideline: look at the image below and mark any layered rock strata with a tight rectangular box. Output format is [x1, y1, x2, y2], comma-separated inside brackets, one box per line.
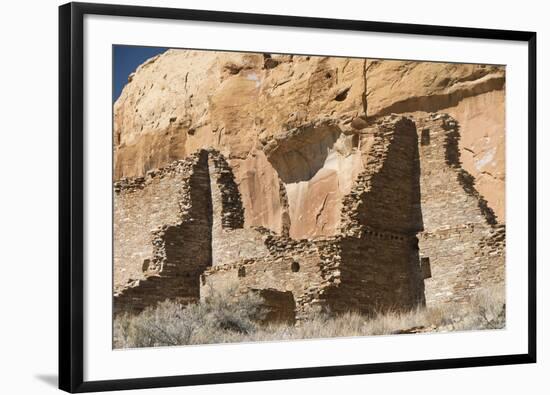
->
[114, 51, 506, 236]
[113, 50, 506, 321]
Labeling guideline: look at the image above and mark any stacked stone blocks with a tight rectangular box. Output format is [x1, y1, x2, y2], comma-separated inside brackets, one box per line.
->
[113, 114, 505, 321]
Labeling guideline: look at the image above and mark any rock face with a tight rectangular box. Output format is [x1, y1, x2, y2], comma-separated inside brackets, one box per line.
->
[113, 49, 505, 319]
[114, 50, 506, 238]
[415, 114, 504, 305]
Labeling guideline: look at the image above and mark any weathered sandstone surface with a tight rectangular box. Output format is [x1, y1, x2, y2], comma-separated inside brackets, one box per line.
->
[114, 51, 505, 240]
[113, 50, 505, 319]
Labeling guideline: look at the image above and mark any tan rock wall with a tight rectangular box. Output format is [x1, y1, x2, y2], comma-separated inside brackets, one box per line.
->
[113, 157, 201, 290]
[114, 50, 506, 237]
[202, 116, 426, 317]
[262, 122, 363, 239]
[208, 152, 269, 267]
[114, 149, 273, 314]
[113, 151, 215, 313]
[415, 114, 504, 305]
[341, 117, 422, 235]
[444, 90, 505, 222]
[200, 236, 327, 320]
[231, 150, 286, 233]
[365, 60, 505, 118]
[325, 233, 423, 314]
[113, 49, 506, 319]
[328, 117, 425, 313]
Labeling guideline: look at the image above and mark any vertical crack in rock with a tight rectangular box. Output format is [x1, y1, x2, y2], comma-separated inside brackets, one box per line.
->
[113, 52, 505, 324]
[362, 58, 368, 117]
[315, 194, 330, 227]
[113, 115, 504, 322]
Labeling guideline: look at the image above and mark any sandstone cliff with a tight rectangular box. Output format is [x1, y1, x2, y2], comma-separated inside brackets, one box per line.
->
[114, 50, 505, 239]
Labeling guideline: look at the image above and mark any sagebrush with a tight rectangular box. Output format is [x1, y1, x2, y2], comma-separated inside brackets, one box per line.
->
[114, 286, 505, 349]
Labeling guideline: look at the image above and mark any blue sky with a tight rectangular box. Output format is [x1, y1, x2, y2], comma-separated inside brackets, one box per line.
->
[113, 45, 168, 102]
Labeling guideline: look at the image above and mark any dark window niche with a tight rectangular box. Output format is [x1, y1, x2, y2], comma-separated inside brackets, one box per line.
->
[421, 128, 430, 146]
[420, 257, 432, 279]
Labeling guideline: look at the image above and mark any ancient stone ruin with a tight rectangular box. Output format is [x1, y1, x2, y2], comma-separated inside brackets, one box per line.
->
[113, 50, 505, 321]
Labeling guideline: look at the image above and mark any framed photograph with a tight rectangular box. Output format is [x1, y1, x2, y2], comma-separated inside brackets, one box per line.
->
[59, 2, 537, 392]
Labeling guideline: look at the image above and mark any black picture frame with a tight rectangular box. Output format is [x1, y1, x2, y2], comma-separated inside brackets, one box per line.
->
[59, 2, 537, 393]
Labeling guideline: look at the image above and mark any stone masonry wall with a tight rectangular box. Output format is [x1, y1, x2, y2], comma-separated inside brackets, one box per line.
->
[113, 151, 214, 314]
[114, 114, 504, 320]
[341, 116, 423, 235]
[208, 151, 269, 267]
[416, 113, 505, 305]
[201, 116, 426, 317]
[114, 148, 271, 315]
[326, 116, 425, 314]
[200, 230, 329, 320]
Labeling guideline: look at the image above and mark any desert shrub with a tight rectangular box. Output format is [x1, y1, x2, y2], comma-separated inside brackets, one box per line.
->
[245, 285, 505, 341]
[114, 285, 505, 348]
[114, 287, 265, 348]
[450, 285, 506, 331]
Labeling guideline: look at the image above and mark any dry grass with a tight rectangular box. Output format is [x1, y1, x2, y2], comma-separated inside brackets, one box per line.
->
[114, 287, 265, 348]
[114, 286, 505, 349]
